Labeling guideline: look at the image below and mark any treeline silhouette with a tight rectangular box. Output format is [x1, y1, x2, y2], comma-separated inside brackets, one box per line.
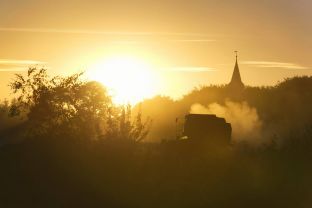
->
[0, 68, 312, 207]
[137, 76, 312, 146]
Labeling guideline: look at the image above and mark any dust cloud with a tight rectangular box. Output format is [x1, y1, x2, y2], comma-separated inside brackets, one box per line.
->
[190, 101, 262, 144]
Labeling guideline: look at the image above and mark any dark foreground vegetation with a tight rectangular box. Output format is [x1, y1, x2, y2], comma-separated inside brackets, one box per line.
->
[1, 137, 312, 208]
[1, 68, 312, 207]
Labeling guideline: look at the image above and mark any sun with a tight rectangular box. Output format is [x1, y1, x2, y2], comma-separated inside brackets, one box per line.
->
[87, 55, 157, 105]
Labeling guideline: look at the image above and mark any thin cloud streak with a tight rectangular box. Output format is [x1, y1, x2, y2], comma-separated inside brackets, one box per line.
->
[0, 59, 46, 65]
[110, 39, 216, 45]
[166, 67, 217, 72]
[110, 40, 143, 45]
[0, 27, 209, 37]
[0, 59, 46, 71]
[170, 39, 216, 43]
[0, 67, 28, 72]
[242, 61, 309, 70]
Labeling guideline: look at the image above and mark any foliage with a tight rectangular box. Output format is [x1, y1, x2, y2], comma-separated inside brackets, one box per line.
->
[0, 100, 23, 131]
[138, 76, 312, 145]
[8, 67, 150, 142]
[1, 134, 312, 208]
[102, 104, 151, 142]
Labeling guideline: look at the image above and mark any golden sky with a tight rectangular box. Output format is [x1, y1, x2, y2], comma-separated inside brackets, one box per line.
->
[0, 0, 312, 101]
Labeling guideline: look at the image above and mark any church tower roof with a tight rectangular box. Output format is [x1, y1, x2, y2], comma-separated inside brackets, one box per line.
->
[229, 51, 244, 89]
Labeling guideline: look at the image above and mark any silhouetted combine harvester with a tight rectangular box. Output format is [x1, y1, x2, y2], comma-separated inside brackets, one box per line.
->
[164, 114, 231, 152]
[182, 114, 232, 146]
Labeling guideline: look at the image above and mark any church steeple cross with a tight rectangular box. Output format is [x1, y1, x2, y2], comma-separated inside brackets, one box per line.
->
[234, 51, 238, 61]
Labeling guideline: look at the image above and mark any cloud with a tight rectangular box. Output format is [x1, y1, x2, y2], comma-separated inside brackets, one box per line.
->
[0, 27, 208, 37]
[110, 39, 216, 45]
[242, 61, 309, 70]
[170, 39, 216, 43]
[109, 40, 143, 45]
[0, 27, 151, 35]
[0, 28, 218, 46]
[0, 59, 46, 71]
[167, 67, 217, 72]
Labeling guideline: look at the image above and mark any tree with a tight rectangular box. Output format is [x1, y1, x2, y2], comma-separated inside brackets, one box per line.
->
[9, 67, 112, 139]
[9, 67, 150, 142]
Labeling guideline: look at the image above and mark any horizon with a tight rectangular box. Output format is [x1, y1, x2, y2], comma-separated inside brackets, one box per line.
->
[1, 0, 312, 103]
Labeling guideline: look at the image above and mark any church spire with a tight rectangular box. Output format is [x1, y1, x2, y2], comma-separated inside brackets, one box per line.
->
[235, 50, 238, 62]
[229, 51, 244, 88]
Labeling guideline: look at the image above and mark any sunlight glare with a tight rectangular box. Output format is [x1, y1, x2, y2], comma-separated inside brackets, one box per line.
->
[87, 56, 157, 105]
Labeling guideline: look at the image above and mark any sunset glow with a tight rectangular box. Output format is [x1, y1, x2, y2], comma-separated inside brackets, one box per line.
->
[2, 1, 312, 207]
[87, 56, 158, 104]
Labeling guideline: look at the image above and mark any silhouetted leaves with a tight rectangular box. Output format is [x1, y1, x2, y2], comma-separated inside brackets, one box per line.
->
[7, 67, 150, 141]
